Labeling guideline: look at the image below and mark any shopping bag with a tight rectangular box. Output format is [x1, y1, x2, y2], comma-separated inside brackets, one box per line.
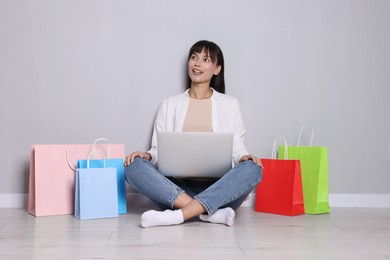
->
[28, 142, 125, 217]
[278, 126, 330, 214]
[255, 138, 305, 216]
[75, 151, 118, 220]
[77, 138, 127, 214]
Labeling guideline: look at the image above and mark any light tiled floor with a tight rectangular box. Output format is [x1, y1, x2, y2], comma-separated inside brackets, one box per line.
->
[0, 207, 389, 259]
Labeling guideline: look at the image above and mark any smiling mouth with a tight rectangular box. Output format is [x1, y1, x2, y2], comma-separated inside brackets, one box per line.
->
[192, 69, 203, 75]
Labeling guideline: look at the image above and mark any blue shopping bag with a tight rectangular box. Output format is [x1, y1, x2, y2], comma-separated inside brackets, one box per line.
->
[77, 138, 127, 214]
[75, 151, 118, 220]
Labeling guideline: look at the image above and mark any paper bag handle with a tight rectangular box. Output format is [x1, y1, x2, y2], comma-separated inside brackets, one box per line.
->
[87, 150, 106, 169]
[272, 137, 288, 160]
[65, 149, 107, 172]
[297, 126, 314, 146]
[66, 149, 76, 172]
[92, 138, 111, 158]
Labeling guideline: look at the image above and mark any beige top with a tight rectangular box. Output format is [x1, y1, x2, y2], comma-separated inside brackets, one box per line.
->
[182, 98, 212, 132]
[182, 97, 214, 180]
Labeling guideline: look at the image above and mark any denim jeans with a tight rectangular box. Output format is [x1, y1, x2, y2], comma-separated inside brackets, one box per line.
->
[124, 157, 262, 215]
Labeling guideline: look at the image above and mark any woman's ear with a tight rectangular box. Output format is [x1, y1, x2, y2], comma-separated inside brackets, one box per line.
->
[214, 65, 222, 76]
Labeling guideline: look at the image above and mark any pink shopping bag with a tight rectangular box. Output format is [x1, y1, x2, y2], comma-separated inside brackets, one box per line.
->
[28, 143, 125, 217]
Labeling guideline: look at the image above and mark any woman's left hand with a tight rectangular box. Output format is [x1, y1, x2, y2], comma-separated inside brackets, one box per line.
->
[239, 154, 264, 168]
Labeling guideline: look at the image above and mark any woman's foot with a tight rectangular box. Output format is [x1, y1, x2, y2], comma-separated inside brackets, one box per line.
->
[141, 209, 184, 228]
[199, 207, 235, 227]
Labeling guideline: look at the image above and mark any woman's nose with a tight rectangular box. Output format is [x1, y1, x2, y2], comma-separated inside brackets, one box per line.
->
[194, 59, 201, 67]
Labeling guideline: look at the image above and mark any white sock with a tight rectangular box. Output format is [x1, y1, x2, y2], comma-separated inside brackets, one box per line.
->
[199, 207, 235, 227]
[141, 209, 184, 228]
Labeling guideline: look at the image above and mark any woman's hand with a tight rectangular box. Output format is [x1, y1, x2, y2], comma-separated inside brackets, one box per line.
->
[124, 151, 152, 166]
[239, 154, 264, 168]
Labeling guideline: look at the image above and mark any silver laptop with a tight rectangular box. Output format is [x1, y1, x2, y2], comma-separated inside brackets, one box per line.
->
[157, 132, 233, 177]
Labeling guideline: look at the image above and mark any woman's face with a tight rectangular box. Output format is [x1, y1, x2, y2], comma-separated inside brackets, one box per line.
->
[188, 49, 221, 87]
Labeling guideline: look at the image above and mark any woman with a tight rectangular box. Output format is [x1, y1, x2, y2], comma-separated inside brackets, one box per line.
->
[124, 40, 263, 228]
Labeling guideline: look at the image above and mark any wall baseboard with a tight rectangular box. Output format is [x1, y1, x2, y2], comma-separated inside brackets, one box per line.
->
[0, 194, 28, 208]
[2, 193, 390, 209]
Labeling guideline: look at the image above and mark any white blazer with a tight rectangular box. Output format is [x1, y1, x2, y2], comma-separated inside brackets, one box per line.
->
[148, 89, 249, 165]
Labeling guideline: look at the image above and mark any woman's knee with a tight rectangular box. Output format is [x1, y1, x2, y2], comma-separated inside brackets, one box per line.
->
[242, 160, 263, 184]
[124, 157, 151, 182]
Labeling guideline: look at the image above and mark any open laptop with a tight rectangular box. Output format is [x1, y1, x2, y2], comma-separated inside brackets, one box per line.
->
[157, 132, 233, 177]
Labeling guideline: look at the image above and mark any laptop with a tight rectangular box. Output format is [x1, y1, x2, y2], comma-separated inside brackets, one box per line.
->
[157, 132, 233, 177]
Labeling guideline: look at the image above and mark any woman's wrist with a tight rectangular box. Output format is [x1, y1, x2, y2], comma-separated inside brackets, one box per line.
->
[145, 152, 152, 161]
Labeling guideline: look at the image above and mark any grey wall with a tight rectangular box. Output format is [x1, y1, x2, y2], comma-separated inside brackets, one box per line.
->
[1, 0, 389, 195]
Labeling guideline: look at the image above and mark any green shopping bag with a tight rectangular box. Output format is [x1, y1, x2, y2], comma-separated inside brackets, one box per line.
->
[278, 126, 330, 214]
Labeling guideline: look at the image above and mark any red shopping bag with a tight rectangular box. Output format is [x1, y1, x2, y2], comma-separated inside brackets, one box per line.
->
[28, 141, 125, 217]
[255, 138, 304, 216]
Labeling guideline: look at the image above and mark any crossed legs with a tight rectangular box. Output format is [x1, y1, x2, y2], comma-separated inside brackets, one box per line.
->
[125, 158, 261, 228]
[141, 193, 235, 228]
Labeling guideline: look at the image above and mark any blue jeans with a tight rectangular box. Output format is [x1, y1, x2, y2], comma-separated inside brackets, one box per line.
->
[124, 157, 262, 215]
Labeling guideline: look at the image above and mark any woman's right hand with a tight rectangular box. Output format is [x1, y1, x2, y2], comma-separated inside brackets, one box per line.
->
[124, 151, 152, 166]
